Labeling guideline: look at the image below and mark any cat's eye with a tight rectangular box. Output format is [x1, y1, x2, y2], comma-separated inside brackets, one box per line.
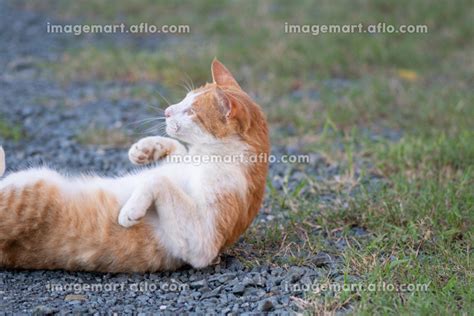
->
[186, 108, 196, 115]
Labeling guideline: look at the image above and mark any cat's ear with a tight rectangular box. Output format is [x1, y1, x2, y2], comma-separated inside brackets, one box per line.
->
[215, 88, 250, 132]
[211, 58, 241, 88]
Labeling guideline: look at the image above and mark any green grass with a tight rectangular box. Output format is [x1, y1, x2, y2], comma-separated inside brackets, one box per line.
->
[340, 133, 473, 314]
[22, 0, 474, 79]
[15, 0, 474, 314]
[0, 120, 24, 142]
[238, 131, 473, 314]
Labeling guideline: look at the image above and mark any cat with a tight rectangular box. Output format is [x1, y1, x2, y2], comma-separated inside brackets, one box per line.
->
[0, 59, 269, 272]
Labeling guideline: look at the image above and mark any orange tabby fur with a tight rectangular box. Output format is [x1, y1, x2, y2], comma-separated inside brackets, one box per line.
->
[0, 180, 177, 272]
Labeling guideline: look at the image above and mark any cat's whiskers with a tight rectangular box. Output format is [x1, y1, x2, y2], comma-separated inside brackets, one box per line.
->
[128, 117, 166, 127]
[138, 120, 168, 136]
[179, 80, 191, 93]
[184, 72, 195, 90]
[154, 90, 172, 107]
[147, 104, 166, 114]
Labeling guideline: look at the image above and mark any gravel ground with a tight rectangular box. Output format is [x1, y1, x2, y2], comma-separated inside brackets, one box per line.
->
[0, 1, 384, 313]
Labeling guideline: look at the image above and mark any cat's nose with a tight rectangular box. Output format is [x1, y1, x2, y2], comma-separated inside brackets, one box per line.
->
[165, 108, 172, 118]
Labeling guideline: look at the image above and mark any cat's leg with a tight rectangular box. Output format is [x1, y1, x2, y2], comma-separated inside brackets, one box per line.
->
[118, 176, 218, 268]
[118, 174, 194, 228]
[128, 136, 187, 165]
[117, 181, 155, 227]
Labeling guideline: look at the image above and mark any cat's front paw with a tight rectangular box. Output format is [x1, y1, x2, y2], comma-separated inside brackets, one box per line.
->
[128, 137, 170, 165]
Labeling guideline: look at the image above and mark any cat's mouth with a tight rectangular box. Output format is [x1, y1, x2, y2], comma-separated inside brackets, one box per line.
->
[166, 121, 180, 135]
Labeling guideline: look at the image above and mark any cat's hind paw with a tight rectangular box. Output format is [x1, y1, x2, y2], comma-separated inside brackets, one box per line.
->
[118, 203, 146, 228]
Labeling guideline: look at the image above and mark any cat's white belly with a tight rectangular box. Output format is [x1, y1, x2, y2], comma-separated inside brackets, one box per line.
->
[108, 160, 248, 267]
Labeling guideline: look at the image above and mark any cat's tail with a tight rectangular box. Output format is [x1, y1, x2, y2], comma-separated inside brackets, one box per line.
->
[0, 146, 5, 177]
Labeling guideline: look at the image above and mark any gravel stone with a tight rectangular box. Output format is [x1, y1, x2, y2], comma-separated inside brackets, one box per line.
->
[231, 283, 246, 295]
[258, 299, 275, 312]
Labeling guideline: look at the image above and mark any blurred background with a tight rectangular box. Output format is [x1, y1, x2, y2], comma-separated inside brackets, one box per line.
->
[8, 0, 474, 140]
[0, 0, 472, 314]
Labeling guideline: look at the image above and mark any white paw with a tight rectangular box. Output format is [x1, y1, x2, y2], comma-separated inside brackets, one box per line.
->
[118, 205, 144, 228]
[128, 137, 170, 165]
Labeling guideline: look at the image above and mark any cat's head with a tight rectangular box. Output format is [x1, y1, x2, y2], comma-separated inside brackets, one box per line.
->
[164, 59, 266, 145]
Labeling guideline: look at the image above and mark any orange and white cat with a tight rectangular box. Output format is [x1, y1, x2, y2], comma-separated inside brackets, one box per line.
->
[0, 59, 269, 272]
